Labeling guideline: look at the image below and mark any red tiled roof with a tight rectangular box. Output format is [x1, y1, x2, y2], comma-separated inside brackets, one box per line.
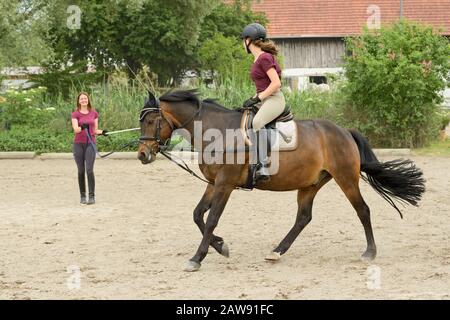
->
[246, 0, 450, 37]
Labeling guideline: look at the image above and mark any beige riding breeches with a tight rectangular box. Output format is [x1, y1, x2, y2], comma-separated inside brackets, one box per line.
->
[252, 90, 286, 131]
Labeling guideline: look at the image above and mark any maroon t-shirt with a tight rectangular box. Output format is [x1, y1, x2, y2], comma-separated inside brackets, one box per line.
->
[250, 52, 282, 93]
[71, 110, 99, 144]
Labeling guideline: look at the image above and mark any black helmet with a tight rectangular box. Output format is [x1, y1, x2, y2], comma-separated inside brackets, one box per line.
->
[241, 23, 267, 41]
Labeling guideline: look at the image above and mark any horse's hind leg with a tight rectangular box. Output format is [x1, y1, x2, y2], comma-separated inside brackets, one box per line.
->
[267, 176, 331, 261]
[193, 184, 229, 258]
[334, 175, 377, 261]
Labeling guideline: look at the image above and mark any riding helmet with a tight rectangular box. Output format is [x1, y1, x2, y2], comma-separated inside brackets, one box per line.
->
[241, 23, 267, 41]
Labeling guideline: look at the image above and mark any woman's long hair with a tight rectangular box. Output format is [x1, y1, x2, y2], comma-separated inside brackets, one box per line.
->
[76, 92, 93, 111]
[253, 39, 279, 55]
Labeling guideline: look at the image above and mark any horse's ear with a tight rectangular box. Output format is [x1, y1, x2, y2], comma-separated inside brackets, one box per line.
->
[147, 90, 157, 105]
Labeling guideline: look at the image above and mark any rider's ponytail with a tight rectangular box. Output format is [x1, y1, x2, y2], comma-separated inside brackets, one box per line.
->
[253, 39, 279, 55]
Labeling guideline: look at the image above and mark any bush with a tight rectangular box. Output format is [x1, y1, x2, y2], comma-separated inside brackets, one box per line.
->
[287, 88, 340, 121]
[0, 81, 146, 153]
[0, 87, 54, 130]
[439, 109, 450, 130]
[344, 20, 450, 147]
[0, 127, 73, 153]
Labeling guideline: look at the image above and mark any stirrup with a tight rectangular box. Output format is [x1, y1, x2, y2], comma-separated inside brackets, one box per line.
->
[242, 162, 269, 190]
[255, 162, 270, 182]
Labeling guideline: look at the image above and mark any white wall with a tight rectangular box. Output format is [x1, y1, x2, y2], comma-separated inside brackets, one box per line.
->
[282, 67, 344, 91]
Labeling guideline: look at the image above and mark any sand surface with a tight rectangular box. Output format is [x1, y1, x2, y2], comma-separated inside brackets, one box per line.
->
[0, 156, 449, 299]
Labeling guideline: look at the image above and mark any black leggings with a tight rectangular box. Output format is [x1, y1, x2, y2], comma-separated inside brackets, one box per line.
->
[73, 143, 96, 196]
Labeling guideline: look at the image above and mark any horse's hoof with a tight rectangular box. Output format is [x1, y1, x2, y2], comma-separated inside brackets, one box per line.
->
[184, 260, 201, 272]
[220, 242, 229, 258]
[361, 250, 376, 262]
[265, 251, 281, 261]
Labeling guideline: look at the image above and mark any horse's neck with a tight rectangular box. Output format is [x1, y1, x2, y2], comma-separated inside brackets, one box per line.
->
[198, 108, 241, 131]
[169, 102, 242, 147]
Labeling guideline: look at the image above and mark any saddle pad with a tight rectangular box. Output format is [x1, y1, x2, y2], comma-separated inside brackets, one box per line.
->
[270, 120, 298, 151]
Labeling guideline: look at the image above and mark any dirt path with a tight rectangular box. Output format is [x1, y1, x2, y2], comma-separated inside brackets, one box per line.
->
[0, 156, 449, 299]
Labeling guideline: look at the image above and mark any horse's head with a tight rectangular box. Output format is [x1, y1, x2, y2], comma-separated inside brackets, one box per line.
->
[138, 91, 174, 164]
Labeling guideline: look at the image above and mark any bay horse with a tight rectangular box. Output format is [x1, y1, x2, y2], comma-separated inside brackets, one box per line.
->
[138, 89, 425, 272]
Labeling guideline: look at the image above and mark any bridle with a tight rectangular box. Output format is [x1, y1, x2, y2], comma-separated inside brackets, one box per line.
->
[138, 97, 215, 186]
[139, 98, 203, 151]
[139, 103, 171, 148]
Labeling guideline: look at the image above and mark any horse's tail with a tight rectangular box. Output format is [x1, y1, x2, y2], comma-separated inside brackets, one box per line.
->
[348, 129, 425, 218]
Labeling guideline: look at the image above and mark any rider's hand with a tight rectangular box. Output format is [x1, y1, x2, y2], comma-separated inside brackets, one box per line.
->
[81, 123, 89, 130]
[242, 95, 261, 109]
[101, 129, 109, 136]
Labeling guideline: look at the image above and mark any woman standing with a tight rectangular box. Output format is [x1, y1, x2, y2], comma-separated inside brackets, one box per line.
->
[71, 92, 107, 205]
[241, 23, 285, 182]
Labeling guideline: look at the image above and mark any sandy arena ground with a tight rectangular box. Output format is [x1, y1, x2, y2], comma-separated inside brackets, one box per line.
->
[0, 155, 449, 299]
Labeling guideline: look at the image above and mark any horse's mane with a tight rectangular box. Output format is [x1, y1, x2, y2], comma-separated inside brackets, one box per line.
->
[203, 98, 236, 112]
[159, 89, 236, 112]
[160, 89, 200, 105]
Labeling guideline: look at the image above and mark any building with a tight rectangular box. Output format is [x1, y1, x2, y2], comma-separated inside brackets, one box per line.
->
[249, 0, 450, 91]
[0, 67, 44, 92]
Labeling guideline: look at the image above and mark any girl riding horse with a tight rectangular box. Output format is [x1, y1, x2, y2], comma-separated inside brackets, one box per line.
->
[241, 23, 285, 183]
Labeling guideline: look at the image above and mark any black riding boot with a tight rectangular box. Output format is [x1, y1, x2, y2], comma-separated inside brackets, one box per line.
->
[255, 128, 271, 182]
[78, 173, 87, 204]
[247, 128, 271, 187]
[87, 172, 95, 205]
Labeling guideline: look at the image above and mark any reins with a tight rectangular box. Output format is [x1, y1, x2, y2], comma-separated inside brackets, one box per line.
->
[158, 146, 251, 191]
[158, 147, 214, 185]
[84, 128, 139, 158]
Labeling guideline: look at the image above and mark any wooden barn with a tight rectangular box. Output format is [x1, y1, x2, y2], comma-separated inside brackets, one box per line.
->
[249, 0, 450, 90]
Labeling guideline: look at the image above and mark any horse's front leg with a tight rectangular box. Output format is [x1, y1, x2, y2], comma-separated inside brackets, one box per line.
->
[193, 184, 229, 257]
[185, 183, 234, 272]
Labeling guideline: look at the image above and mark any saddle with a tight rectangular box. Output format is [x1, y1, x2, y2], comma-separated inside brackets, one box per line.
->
[239, 105, 298, 151]
[268, 105, 295, 125]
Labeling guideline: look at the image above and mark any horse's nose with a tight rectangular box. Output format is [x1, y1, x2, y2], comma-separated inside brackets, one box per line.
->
[138, 151, 147, 161]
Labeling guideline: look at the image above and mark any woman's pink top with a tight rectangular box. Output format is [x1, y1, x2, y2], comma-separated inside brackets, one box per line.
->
[71, 110, 98, 144]
[250, 52, 282, 93]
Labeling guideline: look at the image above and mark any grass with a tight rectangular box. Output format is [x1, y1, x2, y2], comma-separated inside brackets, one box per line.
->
[412, 138, 450, 157]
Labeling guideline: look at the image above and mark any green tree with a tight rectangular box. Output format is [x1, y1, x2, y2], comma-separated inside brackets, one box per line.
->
[41, 0, 126, 71]
[39, 0, 266, 86]
[123, 0, 219, 85]
[41, 0, 219, 86]
[198, 33, 252, 85]
[196, 0, 268, 85]
[0, 0, 52, 68]
[27, 0, 267, 92]
[344, 20, 450, 147]
[199, 0, 267, 43]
